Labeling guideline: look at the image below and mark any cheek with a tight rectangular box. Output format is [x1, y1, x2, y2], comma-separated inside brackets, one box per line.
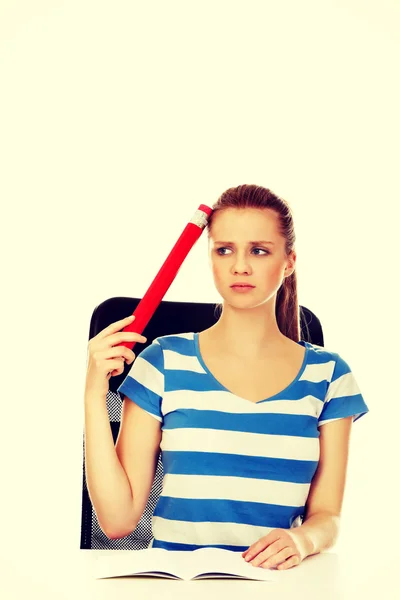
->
[211, 264, 221, 280]
[264, 258, 284, 274]
[271, 263, 284, 278]
[208, 256, 218, 274]
[210, 262, 224, 286]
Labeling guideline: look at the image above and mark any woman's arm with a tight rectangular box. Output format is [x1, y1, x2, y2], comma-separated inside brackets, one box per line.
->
[84, 391, 137, 538]
[294, 416, 353, 557]
[84, 392, 161, 539]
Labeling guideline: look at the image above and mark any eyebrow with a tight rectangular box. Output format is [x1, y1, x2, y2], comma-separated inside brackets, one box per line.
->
[214, 240, 275, 246]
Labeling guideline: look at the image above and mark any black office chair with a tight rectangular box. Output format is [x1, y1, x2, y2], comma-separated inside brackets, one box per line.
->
[80, 296, 324, 550]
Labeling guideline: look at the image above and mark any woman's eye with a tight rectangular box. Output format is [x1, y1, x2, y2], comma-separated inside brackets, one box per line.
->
[252, 248, 270, 255]
[216, 247, 270, 255]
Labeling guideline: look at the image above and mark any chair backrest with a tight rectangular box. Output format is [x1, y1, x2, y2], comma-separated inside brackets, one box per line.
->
[80, 296, 324, 549]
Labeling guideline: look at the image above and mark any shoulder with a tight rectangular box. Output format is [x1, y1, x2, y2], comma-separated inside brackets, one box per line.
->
[139, 332, 199, 378]
[301, 340, 351, 382]
[143, 332, 196, 363]
[152, 331, 195, 350]
[302, 339, 338, 359]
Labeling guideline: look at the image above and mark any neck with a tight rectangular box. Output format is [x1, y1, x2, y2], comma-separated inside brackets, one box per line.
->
[206, 301, 289, 359]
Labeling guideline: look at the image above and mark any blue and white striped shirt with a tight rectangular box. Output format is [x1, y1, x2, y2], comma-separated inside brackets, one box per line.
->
[117, 332, 369, 552]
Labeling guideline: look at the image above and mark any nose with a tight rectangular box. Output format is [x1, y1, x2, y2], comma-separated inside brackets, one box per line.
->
[231, 253, 252, 275]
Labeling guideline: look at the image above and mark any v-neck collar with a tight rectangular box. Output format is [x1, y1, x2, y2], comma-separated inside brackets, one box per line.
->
[193, 332, 309, 404]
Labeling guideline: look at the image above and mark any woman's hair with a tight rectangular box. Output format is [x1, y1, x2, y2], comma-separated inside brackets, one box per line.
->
[206, 184, 308, 343]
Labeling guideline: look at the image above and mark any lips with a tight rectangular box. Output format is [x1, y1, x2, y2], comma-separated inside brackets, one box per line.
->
[230, 284, 255, 288]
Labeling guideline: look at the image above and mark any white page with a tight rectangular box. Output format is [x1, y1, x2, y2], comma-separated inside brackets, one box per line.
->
[186, 548, 278, 581]
[94, 548, 189, 580]
[94, 548, 280, 581]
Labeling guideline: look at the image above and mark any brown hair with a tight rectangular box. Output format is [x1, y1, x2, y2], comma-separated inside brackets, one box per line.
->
[206, 184, 308, 343]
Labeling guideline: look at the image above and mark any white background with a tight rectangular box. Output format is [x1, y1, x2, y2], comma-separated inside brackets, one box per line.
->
[1, 0, 399, 591]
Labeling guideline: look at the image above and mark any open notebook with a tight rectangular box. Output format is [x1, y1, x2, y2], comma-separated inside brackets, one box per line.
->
[94, 547, 282, 581]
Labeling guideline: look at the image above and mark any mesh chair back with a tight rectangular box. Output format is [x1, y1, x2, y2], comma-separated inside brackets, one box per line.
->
[80, 296, 324, 549]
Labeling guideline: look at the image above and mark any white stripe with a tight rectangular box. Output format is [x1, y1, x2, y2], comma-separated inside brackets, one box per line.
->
[163, 332, 193, 341]
[162, 473, 310, 507]
[129, 355, 163, 397]
[161, 428, 319, 461]
[299, 360, 335, 382]
[152, 516, 275, 547]
[319, 416, 353, 426]
[176, 332, 194, 340]
[162, 389, 321, 417]
[325, 371, 360, 403]
[164, 349, 206, 373]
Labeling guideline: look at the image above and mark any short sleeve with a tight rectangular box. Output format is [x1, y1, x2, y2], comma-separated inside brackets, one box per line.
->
[318, 353, 369, 427]
[117, 340, 164, 423]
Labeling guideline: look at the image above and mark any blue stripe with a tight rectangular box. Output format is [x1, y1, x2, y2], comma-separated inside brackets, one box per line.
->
[117, 378, 161, 416]
[152, 539, 248, 552]
[164, 409, 319, 437]
[305, 344, 337, 363]
[154, 496, 304, 528]
[166, 370, 224, 393]
[330, 353, 350, 380]
[166, 370, 327, 400]
[159, 335, 196, 355]
[318, 392, 369, 423]
[161, 451, 319, 483]
[136, 342, 164, 372]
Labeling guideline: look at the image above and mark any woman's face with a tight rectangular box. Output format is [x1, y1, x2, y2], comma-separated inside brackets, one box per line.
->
[208, 207, 295, 307]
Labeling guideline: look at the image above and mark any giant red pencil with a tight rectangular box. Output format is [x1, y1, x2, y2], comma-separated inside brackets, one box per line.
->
[120, 204, 213, 350]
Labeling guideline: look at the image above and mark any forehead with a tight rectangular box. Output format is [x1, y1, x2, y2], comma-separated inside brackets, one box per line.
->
[209, 208, 280, 241]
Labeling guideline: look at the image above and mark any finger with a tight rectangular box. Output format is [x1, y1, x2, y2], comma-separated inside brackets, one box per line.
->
[107, 346, 136, 363]
[91, 346, 135, 368]
[106, 359, 125, 378]
[108, 331, 147, 347]
[245, 538, 283, 563]
[258, 547, 296, 570]
[243, 530, 282, 562]
[96, 315, 135, 340]
[276, 555, 301, 570]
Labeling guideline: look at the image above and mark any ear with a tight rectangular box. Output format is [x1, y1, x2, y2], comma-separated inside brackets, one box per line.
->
[285, 251, 296, 276]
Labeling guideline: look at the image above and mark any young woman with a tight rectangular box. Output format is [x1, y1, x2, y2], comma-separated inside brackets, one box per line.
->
[84, 184, 369, 570]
